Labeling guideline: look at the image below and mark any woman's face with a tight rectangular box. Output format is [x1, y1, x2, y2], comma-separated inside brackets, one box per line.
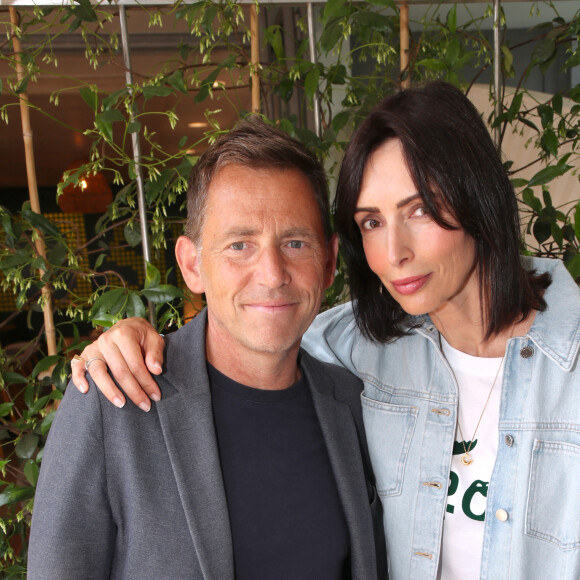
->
[354, 139, 479, 320]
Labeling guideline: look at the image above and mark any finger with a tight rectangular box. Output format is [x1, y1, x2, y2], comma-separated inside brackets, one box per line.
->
[71, 356, 89, 394]
[112, 337, 161, 405]
[83, 358, 128, 409]
[144, 332, 165, 376]
[91, 341, 153, 412]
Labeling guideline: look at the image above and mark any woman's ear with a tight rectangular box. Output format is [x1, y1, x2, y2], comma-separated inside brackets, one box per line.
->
[175, 235, 205, 294]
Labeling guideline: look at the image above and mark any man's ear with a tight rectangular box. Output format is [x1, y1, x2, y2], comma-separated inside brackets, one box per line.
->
[324, 234, 339, 290]
[175, 236, 205, 294]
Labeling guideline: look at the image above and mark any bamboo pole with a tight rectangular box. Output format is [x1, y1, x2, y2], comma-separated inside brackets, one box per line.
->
[399, 3, 410, 89]
[9, 7, 58, 358]
[250, 5, 260, 113]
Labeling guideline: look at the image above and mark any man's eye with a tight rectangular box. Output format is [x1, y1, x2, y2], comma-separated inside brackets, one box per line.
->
[231, 242, 246, 251]
[288, 240, 304, 249]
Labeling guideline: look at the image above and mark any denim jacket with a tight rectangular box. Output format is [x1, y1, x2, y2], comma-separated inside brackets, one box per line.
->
[303, 257, 580, 580]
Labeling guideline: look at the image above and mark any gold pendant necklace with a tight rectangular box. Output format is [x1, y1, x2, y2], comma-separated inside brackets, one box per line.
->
[439, 332, 510, 466]
[456, 355, 505, 465]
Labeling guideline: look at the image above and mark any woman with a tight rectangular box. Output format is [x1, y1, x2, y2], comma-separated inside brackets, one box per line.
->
[73, 82, 580, 579]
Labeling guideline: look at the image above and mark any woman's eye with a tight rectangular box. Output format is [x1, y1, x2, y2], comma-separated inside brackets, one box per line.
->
[411, 205, 427, 218]
[362, 218, 380, 230]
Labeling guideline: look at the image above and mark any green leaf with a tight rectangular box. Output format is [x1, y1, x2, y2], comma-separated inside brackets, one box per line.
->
[145, 261, 161, 289]
[90, 288, 127, 320]
[565, 253, 580, 280]
[304, 67, 320, 103]
[79, 86, 98, 112]
[331, 110, 350, 133]
[94, 253, 107, 270]
[167, 70, 188, 94]
[124, 222, 142, 247]
[0, 249, 30, 271]
[41, 410, 56, 435]
[145, 170, 172, 204]
[574, 202, 580, 241]
[98, 109, 125, 123]
[142, 85, 173, 101]
[528, 164, 572, 187]
[533, 217, 551, 244]
[24, 460, 39, 486]
[264, 26, 285, 61]
[540, 129, 558, 157]
[2, 372, 28, 385]
[537, 104, 553, 128]
[15, 432, 39, 459]
[511, 178, 528, 189]
[323, 0, 348, 23]
[127, 121, 141, 134]
[125, 292, 147, 319]
[506, 92, 523, 121]
[444, 37, 460, 67]
[502, 45, 514, 74]
[551, 222, 563, 247]
[447, 4, 457, 34]
[0, 403, 14, 417]
[141, 285, 182, 303]
[320, 20, 343, 53]
[416, 58, 447, 72]
[532, 37, 556, 65]
[22, 209, 61, 238]
[0, 485, 35, 508]
[32, 355, 60, 379]
[552, 93, 563, 115]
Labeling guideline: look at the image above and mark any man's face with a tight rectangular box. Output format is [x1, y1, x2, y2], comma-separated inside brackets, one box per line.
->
[177, 164, 337, 366]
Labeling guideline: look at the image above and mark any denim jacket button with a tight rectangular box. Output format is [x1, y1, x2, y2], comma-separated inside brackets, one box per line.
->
[495, 509, 509, 522]
[520, 346, 534, 358]
[504, 434, 514, 447]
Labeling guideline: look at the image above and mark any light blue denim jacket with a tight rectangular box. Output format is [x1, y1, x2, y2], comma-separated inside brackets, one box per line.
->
[303, 257, 580, 580]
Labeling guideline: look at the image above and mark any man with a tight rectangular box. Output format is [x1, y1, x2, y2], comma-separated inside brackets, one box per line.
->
[28, 119, 385, 579]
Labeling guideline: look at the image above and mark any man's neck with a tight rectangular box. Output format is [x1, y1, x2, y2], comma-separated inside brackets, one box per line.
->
[205, 330, 301, 391]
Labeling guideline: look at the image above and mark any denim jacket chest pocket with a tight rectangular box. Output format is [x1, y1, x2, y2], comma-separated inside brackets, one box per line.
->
[361, 394, 418, 497]
[525, 436, 580, 550]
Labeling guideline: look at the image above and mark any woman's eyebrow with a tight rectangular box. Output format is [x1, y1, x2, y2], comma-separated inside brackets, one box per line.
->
[396, 193, 421, 208]
[354, 206, 380, 214]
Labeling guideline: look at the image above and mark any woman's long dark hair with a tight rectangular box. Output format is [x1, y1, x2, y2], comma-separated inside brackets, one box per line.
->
[335, 81, 550, 343]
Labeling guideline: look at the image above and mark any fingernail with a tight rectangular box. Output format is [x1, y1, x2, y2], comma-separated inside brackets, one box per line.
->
[150, 393, 161, 402]
[138, 401, 151, 413]
[154, 362, 163, 372]
[113, 397, 126, 409]
[79, 383, 88, 394]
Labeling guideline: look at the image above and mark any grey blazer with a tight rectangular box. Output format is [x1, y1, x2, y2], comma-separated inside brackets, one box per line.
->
[28, 311, 386, 579]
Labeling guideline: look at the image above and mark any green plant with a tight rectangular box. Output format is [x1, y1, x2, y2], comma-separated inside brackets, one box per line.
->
[0, 0, 578, 575]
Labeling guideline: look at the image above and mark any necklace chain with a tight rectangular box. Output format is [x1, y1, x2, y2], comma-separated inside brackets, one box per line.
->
[439, 333, 508, 466]
[456, 356, 504, 465]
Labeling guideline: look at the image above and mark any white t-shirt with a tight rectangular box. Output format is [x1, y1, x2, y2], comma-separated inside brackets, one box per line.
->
[438, 336, 504, 580]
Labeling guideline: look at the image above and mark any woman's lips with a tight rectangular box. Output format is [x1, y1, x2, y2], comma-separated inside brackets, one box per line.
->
[390, 274, 431, 295]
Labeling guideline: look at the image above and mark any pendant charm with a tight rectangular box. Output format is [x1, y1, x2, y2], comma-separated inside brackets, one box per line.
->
[461, 453, 473, 466]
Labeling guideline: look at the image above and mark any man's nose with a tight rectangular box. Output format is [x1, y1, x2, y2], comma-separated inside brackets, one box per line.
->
[256, 247, 291, 288]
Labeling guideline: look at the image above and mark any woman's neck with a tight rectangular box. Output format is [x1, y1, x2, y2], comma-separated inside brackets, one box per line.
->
[430, 310, 536, 358]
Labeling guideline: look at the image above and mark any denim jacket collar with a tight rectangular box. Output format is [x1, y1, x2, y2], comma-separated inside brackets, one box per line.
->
[413, 256, 580, 372]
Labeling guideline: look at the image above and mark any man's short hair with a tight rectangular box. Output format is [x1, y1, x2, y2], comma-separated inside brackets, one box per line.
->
[184, 117, 332, 245]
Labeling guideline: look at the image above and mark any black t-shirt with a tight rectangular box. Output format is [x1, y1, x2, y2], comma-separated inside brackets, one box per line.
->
[208, 362, 351, 579]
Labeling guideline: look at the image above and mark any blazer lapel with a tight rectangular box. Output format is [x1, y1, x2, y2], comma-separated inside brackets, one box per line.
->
[155, 313, 235, 580]
[302, 352, 378, 580]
